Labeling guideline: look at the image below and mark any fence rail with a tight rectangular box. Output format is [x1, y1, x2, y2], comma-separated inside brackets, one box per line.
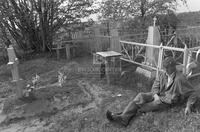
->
[120, 40, 200, 78]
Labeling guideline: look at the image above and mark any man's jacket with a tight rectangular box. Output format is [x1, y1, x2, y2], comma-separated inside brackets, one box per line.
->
[151, 71, 197, 106]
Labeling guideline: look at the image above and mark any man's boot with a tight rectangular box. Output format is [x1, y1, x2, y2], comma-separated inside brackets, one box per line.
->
[106, 102, 139, 127]
[106, 110, 128, 127]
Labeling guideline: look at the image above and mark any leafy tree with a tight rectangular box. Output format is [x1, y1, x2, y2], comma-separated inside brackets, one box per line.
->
[0, 0, 95, 52]
[0, 22, 12, 48]
[157, 10, 179, 32]
[99, 0, 186, 30]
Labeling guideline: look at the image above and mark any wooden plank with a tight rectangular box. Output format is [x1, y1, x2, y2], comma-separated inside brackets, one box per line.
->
[96, 51, 121, 58]
[120, 57, 157, 71]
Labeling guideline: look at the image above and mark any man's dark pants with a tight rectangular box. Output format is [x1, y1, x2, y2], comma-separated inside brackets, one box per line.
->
[119, 92, 169, 122]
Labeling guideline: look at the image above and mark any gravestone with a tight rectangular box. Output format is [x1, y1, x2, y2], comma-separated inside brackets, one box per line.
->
[145, 17, 161, 67]
[94, 26, 101, 52]
[136, 17, 161, 78]
[7, 45, 24, 98]
[110, 28, 121, 52]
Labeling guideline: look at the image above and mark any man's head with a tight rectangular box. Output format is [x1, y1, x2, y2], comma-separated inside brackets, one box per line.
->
[163, 57, 176, 75]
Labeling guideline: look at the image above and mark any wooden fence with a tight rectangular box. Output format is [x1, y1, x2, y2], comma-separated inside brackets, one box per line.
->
[53, 28, 121, 56]
[53, 25, 200, 61]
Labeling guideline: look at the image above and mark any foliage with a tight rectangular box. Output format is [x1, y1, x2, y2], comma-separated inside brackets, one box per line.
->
[157, 10, 180, 30]
[99, 0, 186, 31]
[0, 0, 95, 52]
[100, 0, 186, 20]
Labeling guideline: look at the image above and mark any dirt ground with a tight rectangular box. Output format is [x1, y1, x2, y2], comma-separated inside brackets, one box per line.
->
[1, 53, 200, 132]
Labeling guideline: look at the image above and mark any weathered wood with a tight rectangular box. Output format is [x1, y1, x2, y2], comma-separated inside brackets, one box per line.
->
[96, 51, 121, 58]
[183, 45, 189, 74]
[7, 45, 23, 98]
[96, 51, 121, 84]
[15, 79, 24, 98]
[157, 43, 164, 78]
[56, 48, 60, 59]
[105, 58, 111, 84]
[7, 46, 19, 81]
[65, 44, 71, 60]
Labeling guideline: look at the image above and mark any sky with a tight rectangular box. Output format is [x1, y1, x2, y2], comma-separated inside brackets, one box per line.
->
[177, 0, 200, 12]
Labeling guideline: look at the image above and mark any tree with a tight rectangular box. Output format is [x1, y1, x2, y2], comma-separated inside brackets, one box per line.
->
[0, 22, 12, 48]
[157, 10, 180, 31]
[99, 0, 186, 30]
[0, 0, 95, 52]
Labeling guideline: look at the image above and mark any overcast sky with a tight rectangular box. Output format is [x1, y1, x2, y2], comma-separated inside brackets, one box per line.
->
[177, 0, 200, 12]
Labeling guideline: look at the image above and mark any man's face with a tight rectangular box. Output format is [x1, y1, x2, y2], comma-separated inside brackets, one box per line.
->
[163, 66, 171, 75]
[163, 65, 176, 75]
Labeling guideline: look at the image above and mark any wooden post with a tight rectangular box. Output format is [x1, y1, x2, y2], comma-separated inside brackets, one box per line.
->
[56, 48, 60, 59]
[183, 45, 189, 75]
[157, 43, 163, 78]
[153, 17, 157, 27]
[7, 45, 23, 98]
[196, 49, 200, 61]
[113, 56, 121, 83]
[131, 45, 134, 60]
[65, 44, 71, 60]
[105, 56, 121, 84]
[56, 42, 61, 59]
[16, 79, 24, 98]
[105, 57, 111, 84]
[72, 42, 76, 57]
[7, 46, 19, 81]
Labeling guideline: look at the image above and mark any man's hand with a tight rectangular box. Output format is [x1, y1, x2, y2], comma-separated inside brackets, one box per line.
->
[153, 94, 160, 101]
[185, 106, 192, 115]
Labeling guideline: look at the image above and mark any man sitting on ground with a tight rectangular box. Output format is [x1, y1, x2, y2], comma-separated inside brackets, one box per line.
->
[106, 57, 197, 127]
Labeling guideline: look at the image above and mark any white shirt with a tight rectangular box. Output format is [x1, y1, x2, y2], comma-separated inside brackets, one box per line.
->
[166, 72, 175, 87]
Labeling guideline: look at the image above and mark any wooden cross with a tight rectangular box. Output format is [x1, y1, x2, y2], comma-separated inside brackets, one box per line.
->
[153, 17, 157, 27]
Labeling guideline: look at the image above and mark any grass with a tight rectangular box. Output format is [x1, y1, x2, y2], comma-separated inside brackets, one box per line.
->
[1, 54, 200, 132]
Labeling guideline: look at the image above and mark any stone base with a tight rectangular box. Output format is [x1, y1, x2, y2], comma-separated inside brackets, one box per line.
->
[136, 67, 156, 78]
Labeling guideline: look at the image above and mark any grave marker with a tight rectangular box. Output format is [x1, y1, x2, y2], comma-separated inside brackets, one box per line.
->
[145, 17, 161, 66]
[7, 45, 23, 98]
[110, 28, 121, 52]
